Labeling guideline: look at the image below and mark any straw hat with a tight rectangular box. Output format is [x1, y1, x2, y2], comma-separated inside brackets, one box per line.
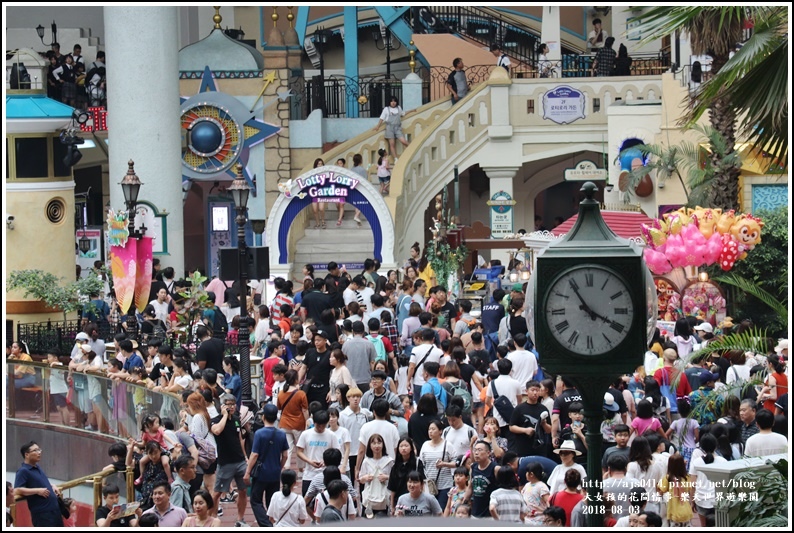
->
[553, 440, 582, 456]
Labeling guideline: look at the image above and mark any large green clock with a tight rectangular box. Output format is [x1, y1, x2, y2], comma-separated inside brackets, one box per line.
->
[544, 264, 635, 356]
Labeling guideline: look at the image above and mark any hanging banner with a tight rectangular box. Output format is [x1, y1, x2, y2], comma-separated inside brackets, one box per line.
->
[542, 85, 586, 125]
[110, 239, 137, 314]
[134, 237, 154, 312]
[487, 190, 516, 238]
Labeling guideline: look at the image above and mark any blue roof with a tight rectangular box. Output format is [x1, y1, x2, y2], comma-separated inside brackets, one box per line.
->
[5, 94, 75, 119]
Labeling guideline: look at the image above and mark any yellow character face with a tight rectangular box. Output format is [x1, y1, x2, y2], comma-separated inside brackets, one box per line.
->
[716, 210, 736, 235]
[732, 217, 763, 248]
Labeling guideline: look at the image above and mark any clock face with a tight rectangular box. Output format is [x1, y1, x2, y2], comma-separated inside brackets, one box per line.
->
[544, 265, 634, 355]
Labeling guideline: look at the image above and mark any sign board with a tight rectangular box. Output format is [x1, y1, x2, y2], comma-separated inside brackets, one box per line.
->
[487, 190, 515, 237]
[283, 171, 361, 204]
[78, 106, 108, 132]
[76, 227, 103, 276]
[134, 202, 166, 254]
[564, 160, 607, 181]
[542, 85, 586, 125]
[657, 320, 676, 339]
[309, 263, 365, 272]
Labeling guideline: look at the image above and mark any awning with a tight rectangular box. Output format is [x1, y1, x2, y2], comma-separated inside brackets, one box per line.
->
[552, 210, 656, 240]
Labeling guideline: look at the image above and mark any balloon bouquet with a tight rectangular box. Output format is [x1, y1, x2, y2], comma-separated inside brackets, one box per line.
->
[642, 207, 764, 275]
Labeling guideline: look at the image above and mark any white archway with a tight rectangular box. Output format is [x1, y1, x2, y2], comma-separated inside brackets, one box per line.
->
[266, 165, 396, 269]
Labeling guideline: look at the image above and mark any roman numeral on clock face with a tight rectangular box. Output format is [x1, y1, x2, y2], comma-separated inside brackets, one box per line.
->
[585, 273, 594, 287]
[610, 291, 624, 301]
[610, 321, 625, 333]
[551, 309, 566, 316]
[568, 331, 579, 345]
[555, 320, 570, 334]
[615, 308, 628, 315]
[586, 336, 594, 350]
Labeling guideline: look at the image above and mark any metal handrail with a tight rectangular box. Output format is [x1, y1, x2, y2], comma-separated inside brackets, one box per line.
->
[12, 466, 135, 525]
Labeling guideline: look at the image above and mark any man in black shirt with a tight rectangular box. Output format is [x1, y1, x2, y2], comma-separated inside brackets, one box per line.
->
[303, 329, 333, 409]
[95, 483, 138, 527]
[211, 393, 249, 527]
[481, 290, 506, 336]
[301, 278, 332, 324]
[509, 380, 551, 456]
[195, 325, 225, 373]
[324, 262, 350, 293]
[434, 287, 457, 332]
[607, 378, 630, 424]
[551, 376, 582, 448]
[149, 344, 174, 388]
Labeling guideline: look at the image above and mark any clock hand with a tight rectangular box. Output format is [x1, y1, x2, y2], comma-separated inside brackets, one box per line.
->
[568, 280, 597, 320]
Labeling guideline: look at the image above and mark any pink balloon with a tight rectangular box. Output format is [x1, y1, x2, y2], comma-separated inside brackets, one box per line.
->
[704, 233, 723, 264]
[644, 248, 672, 275]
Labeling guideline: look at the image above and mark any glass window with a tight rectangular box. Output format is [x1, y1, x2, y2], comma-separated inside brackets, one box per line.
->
[52, 137, 71, 177]
[15, 137, 49, 178]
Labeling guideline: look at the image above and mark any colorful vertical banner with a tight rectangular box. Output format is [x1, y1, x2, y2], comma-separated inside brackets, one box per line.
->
[110, 239, 137, 314]
[134, 237, 154, 312]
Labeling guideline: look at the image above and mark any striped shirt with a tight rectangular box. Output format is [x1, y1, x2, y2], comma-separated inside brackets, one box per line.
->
[419, 439, 454, 490]
[489, 488, 528, 522]
[270, 293, 293, 320]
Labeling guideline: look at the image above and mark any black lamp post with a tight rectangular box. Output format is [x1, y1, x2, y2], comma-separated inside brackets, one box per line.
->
[314, 27, 332, 116]
[228, 163, 253, 409]
[373, 25, 401, 79]
[120, 160, 144, 339]
[35, 21, 58, 47]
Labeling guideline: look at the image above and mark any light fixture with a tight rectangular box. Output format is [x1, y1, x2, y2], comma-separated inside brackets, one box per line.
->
[60, 129, 85, 167]
[510, 272, 519, 283]
[229, 163, 250, 211]
[78, 234, 91, 254]
[35, 21, 58, 47]
[120, 160, 142, 207]
[72, 109, 90, 124]
[520, 270, 531, 281]
[698, 268, 709, 282]
[250, 219, 267, 234]
[605, 183, 614, 193]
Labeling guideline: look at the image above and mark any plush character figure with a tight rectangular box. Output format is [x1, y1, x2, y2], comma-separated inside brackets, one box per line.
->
[730, 215, 764, 259]
[716, 209, 737, 235]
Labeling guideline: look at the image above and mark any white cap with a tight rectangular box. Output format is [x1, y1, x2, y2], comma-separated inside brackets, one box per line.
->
[693, 322, 713, 333]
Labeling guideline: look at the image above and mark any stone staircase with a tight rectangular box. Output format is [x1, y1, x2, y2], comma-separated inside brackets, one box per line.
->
[290, 205, 375, 281]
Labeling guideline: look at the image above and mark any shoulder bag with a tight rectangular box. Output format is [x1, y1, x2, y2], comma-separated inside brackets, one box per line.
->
[251, 427, 276, 479]
[275, 494, 298, 525]
[425, 440, 446, 496]
[491, 381, 515, 422]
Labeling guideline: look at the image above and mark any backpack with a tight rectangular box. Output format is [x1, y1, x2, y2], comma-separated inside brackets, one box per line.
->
[367, 334, 388, 363]
[445, 380, 472, 415]
[211, 307, 228, 337]
[190, 432, 218, 470]
[151, 320, 166, 341]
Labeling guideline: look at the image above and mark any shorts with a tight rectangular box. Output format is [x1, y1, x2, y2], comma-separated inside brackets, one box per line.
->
[379, 176, 391, 184]
[204, 459, 218, 475]
[52, 393, 68, 408]
[214, 460, 247, 493]
[695, 504, 714, 517]
[472, 401, 484, 410]
[384, 123, 403, 140]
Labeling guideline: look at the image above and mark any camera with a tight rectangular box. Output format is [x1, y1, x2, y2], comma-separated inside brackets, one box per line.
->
[6, 214, 15, 229]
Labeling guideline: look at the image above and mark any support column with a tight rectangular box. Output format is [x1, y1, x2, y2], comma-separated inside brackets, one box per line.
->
[482, 166, 520, 266]
[540, 6, 562, 61]
[105, 7, 184, 276]
[343, 6, 360, 118]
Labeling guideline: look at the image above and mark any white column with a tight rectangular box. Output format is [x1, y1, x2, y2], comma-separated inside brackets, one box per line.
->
[402, 72, 423, 112]
[105, 7, 184, 276]
[482, 166, 519, 266]
[540, 6, 562, 61]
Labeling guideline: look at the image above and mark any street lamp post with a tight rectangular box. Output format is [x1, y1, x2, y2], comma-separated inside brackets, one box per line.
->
[314, 27, 332, 116]
[35, 21, 58, 47]
[228, 163, 253, 409]
[373, 26, 400, 80]
[120, 160, 144, 339]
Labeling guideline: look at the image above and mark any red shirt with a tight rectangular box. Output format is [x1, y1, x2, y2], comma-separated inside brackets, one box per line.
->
[550, 490, 584, 526]
[262, 356, 282, 396]
[654, 366, 692, 398]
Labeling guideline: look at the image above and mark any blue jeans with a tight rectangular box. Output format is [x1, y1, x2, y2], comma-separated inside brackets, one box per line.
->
[14, 373, 37, 389]
[436, 487, 450, 510]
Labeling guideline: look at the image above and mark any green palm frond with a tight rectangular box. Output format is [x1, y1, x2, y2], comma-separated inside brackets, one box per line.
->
[634, 7, 745, 57]
[714, 273, 788, 320]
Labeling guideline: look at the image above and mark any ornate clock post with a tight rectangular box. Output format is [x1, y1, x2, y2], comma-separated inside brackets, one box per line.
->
[533, 182, 652, 527]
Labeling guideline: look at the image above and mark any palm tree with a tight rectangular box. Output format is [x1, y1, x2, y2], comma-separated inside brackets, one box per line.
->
[634, 7, 778, 211]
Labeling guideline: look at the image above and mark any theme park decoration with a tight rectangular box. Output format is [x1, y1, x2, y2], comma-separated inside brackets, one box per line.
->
[278, 173, 361, 203]
[653, 277, 726, 323]
[542, 86, 586, 125]
[642, 207, 764, 275]
[428, 193, 468, 296]
[108, 208, 153, 314]
[618, 145, 653, 197]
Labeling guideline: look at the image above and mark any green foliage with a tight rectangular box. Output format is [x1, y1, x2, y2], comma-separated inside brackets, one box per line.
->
[428, 241, 469, 295]
[7, 269, 105, 321]
[727, 458, 788, 527]
[172, 271, 210, 345]
[712, 206, 788, 336]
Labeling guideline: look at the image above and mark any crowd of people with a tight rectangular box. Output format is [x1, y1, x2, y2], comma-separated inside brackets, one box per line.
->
[44, 42, 106, 108]
[10, 251, 789, 527]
